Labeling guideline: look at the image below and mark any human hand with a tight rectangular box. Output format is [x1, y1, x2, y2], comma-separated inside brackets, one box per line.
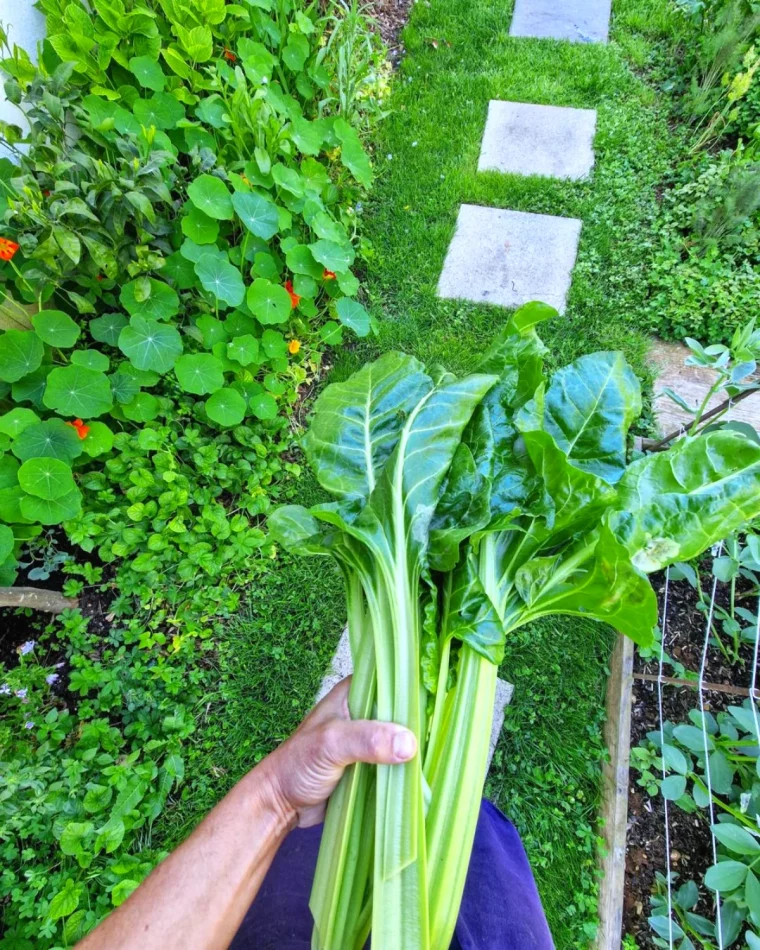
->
[260, 678, 417, 828]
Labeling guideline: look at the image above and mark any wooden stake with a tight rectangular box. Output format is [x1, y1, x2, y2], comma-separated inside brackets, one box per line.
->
[0, 587, 78, 613]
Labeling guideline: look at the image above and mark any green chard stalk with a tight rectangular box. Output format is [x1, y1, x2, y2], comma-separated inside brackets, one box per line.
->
[269, 301, 760, 950]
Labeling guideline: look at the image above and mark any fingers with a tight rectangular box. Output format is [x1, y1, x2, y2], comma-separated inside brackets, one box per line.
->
[324, 717, 417, 768]
[307, 677, 352, 726]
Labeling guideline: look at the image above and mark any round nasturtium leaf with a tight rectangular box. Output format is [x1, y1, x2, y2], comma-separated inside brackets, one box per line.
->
[0, 523, 13, 563]
[261, 329, 287, 359]
[109, 369, 141, 405]
[120, 278, 179, 321]
[196, 315, 229, 348]
[12, 366, 52, 408]
[174, 353, 224, 395]
[11, 419, 83, 462]
[81, 421, 114, 458]
[0, 329, 44, 383]
[90, 313, 128, 346]
[205, 388, 246, 427]
[309, 239, 355, 274]
[181, 205, 220, 245]
[0, 408, 40, 439]
[31, 310, 81, 348]
[129, 55, 166, 92]
[231, 191, 279, 240]
[335, 298, 371, 337]
[194, 253, 245, 308]
[187, 174, 234, 220]
[71, 349, 110, 372]
[0, 454, 20, 489]
[246, 279, 292, 325]
[20, 487, 82, 525]
[121, 392, 160, 422]
[249, 392, 278, 420]
[18, 456, 76, 500]
[163, 251, 197, 290]
[118, 316, 183, 374]
[227, 334, 259, 366]
[43, 365, 114, 418]
[132, 92, 184, 130]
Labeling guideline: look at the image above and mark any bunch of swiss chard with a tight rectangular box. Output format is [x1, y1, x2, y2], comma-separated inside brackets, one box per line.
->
[270, 301, 760, 950]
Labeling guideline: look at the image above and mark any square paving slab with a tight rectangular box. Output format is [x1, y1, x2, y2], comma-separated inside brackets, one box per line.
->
[437, 204, 582, 314]
[650, 340, 760, 437]
[478, 100, 597, 179]
[510, 0, 612, 43]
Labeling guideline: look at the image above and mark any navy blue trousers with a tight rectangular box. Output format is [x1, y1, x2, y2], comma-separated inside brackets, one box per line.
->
[230, 799, 555, 949]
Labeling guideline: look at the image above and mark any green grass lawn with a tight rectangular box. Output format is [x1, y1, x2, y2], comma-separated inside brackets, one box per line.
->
[163, 1, 688, 946]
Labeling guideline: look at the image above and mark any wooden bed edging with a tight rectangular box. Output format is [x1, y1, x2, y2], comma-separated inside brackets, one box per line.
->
[594, 633, 634, 949]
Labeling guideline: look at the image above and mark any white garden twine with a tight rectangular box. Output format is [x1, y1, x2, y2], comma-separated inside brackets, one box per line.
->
[658, 567, 675, 948]
[697, 548, 724, 948]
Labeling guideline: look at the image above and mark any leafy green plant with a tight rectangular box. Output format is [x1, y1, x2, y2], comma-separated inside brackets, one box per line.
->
[0, 0, 379, 599]
[270, 301, 760, 950]
[0, 607, 197, 945]
[635, 701, 760, 948]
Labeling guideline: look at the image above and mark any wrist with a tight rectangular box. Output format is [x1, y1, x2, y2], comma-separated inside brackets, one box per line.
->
[244, 756, 299, 834]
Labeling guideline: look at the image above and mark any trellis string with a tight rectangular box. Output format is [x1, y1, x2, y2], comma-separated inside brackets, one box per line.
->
[658, 566, 675, 949]
[698, 549, 724, 948]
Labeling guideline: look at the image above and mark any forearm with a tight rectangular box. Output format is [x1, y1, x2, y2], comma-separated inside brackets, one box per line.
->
[77, 763, 296, 950]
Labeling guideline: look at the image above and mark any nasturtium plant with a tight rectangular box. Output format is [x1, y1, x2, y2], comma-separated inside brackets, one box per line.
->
[271, 303, 760, 950]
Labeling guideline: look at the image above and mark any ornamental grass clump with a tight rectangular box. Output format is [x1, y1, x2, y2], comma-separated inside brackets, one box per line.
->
[270, 301, 760, 950]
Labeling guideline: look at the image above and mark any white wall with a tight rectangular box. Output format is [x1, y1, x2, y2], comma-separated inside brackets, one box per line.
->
[0, 0, 47, 153]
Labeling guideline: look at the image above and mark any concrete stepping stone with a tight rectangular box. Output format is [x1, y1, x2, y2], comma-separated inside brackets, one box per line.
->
[317, 628, 513, 772]
[479, 101, 597, 180]
[650, 340, 760, 437]
[509, 0, 612, 43]
[437, 204, 582, 314]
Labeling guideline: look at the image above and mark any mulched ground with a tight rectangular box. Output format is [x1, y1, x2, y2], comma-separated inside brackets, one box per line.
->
[623, 567, 756, 946]
[368, 0, 414, 63]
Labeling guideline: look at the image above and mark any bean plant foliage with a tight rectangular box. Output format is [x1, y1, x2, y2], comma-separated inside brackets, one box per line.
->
[0, 0, 376, 601]
[270, 302, 760, 950]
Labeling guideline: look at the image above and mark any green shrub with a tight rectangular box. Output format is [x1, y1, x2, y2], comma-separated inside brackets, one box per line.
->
[645, 150, 760, 341]
[0, 0, 379, 606]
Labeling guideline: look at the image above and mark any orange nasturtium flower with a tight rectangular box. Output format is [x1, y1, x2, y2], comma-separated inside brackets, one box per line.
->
[0, 238, 20, 261]
[284, 280, 300, 308]
[223, 48, 237, 62]
[65, 418, 90, 440]
[322, 268, 337, 280]
[288, 339, 301, 355]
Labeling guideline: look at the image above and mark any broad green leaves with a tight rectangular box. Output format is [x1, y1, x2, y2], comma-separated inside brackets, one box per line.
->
[187, 174, 233, 220]
[43, 366, 113, 418]
[120, 279, 179, 322]
[18, 457, 75, 499]
[32, 310, 81, 347]
[12, 419, 83, 462]
[517, 351, 641, 485]
[232, 191, 279, 239]
[0, 330, 44, 383]
[614, 432, 760, 572]
[118, 317, 183, 374]
[195, 253, 245, 307]
[206, 389, 246, 426]
[174, 354, 224, 395]
[302, 351, 431, 500]
[246, 279, 291, 324]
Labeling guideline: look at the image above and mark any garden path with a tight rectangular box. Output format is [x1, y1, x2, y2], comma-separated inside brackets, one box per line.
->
[437, 4, 608, 312]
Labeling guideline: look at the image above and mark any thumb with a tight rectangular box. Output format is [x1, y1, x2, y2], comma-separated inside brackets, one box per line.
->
[325, 718, 417, 768]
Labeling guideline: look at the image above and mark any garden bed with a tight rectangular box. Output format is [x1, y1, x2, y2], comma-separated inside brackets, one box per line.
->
[623, 569, 757, 947]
